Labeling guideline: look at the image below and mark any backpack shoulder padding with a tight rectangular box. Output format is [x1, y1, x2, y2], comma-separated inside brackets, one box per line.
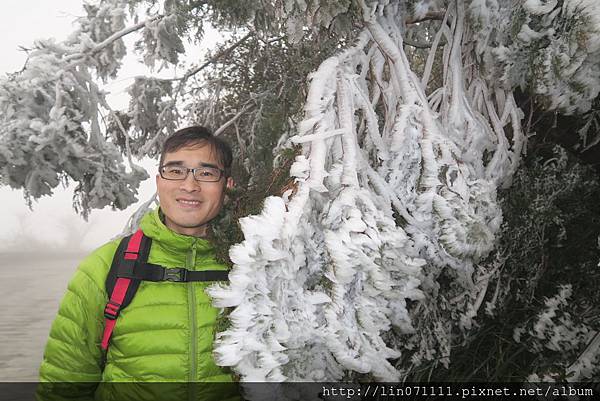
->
[105, 231, 152, 310]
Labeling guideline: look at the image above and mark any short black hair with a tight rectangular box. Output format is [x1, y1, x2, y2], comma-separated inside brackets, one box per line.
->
[159, 126, 233, 176]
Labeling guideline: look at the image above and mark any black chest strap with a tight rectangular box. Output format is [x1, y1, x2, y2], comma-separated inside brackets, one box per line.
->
[115, 262, 229, 283]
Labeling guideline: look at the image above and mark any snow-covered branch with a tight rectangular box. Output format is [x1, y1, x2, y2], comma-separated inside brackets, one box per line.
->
[65, 15, 163, 63]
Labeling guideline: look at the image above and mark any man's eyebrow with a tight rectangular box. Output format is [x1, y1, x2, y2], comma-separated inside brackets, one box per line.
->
[198, 162, 221, 169]
[162, 161, 184, 166]
[162, 160, 222, 169]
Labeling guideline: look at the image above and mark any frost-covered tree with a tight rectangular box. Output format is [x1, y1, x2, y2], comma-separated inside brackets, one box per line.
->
[1, 0, 599, 385]
[208, 0, 528, 382]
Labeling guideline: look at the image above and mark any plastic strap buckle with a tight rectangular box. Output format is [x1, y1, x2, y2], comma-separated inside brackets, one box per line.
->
[163, 267, 187, 282]
[104, 300, 122, 320]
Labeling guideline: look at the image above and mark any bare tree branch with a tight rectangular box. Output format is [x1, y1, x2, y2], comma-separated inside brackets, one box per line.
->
[213, 99, 255, 136]
[15, 47, 33, 74]
[164, 31, 254, 108]
[167, 31, 254, 84]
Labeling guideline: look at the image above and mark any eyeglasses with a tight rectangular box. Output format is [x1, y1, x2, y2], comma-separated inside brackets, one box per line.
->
[159, 165, 225, 182]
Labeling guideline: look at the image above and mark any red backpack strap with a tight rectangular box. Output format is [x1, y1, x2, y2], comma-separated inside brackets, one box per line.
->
[101, 229, 148, 351]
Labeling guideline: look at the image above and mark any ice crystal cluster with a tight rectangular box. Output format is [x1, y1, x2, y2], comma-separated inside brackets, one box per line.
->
[469, 0, 600, 114]
[208, 0, 524, 385]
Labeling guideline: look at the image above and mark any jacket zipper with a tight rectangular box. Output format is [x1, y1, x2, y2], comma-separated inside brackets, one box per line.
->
[187, 240, 198, 399]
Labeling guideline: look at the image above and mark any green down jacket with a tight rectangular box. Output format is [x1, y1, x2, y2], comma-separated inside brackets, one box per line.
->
[38, 208, 239, 401]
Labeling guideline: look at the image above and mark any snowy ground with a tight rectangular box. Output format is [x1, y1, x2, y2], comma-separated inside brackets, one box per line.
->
[0, 253, 83, 381]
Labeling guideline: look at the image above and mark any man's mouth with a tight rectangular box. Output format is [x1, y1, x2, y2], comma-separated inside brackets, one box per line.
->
[177, 198, 202, 207]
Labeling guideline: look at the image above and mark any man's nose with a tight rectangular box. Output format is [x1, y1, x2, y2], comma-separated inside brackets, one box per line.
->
[179, 171, 200, 191]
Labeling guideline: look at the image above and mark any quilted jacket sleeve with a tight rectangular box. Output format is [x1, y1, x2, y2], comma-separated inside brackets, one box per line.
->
[37, 243, 117, 401]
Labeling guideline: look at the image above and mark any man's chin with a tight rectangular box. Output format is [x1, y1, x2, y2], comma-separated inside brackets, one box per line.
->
[173, 219, 209, 229]
[164, 214, 211, 235]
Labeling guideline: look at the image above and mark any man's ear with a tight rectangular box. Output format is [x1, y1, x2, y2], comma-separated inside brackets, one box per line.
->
[226, 177, 235, 190]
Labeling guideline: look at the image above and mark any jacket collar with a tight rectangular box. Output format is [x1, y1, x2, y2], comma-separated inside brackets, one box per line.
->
[139, 208, 215, 254]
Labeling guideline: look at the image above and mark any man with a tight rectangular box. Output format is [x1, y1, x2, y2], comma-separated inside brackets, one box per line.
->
[38, 126, 239, 400]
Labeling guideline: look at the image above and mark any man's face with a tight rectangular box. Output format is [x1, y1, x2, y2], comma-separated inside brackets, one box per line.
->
[156, 143, 234, 237]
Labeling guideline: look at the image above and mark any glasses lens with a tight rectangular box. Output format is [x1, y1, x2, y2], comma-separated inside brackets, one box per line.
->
[161, 166, 187, 180]
[193, 167, 221, 182]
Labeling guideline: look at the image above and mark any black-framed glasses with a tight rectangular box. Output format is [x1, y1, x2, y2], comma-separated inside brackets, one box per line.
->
[159, 165, 225, 182]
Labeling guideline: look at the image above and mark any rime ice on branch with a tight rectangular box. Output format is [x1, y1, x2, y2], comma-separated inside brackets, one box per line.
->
[0, 0, 154, 217]
[208, 0, 524, 384]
